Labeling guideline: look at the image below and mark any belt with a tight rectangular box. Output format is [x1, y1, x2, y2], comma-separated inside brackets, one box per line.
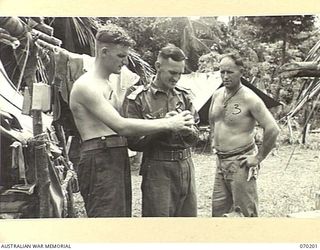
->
[146, 148, 192, 161]
[81, 135, 127, 151]
[216, 143, 255, 160]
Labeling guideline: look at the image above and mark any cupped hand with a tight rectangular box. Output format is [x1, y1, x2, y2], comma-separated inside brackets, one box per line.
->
[169, 110, 194, 132]
[238, 154, 260, 168]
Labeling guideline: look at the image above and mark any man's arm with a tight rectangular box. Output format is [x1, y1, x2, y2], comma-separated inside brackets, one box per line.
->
[73, 83, 194, 136]
[239, 95, 280, 167]
[208, 92, 216, 150]
[122, 88, 165, 151]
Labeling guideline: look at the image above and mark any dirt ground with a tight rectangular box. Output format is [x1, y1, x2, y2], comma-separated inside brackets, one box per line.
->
[74, 138, 320, 218]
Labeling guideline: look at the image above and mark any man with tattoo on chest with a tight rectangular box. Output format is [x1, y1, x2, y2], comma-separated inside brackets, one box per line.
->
[209, 53, 280, 217]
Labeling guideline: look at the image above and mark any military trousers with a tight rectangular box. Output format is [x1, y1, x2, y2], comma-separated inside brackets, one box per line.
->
[141, 157, 197, 217]
[78, 138, 131, 217]
[212, 144, 259, 217]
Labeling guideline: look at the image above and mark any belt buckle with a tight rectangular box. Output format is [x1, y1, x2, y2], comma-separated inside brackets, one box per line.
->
[170, 151, 174, 161]
[101, 136, 108, 148]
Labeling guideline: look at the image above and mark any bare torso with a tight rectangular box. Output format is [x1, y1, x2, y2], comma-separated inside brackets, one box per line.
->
[70, 72, 120, 141]
[209, 86, 256, 151]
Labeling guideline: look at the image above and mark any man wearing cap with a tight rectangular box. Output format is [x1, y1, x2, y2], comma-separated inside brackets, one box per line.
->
[70, 25, 195, 217]
[123, 44, 199, 217]
[209, 52, 280, 217]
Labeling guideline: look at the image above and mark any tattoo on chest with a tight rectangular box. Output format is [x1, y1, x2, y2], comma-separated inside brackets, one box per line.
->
[231, 103, 242, 115]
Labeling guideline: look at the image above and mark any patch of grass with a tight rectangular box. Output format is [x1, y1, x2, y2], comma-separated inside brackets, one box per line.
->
[73, 140, 320, 218]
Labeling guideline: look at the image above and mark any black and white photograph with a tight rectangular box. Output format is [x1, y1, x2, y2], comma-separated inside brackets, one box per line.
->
[1, 0, 320, 244]
[1, 14, 319, 220]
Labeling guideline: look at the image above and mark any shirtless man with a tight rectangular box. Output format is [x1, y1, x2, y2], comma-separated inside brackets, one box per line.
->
[69, 24, 194, 217]
[209, 53, 280, 217]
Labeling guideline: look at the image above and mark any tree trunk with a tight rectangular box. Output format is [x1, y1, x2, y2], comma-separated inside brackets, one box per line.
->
[275, 33, 288, 101]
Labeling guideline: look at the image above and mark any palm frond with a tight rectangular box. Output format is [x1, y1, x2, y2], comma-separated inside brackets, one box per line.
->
[181, 21, 211, 55]
[286, 36, 320, 119]
[287, 78, 320, 118]
[191, 36, 211, 53]
[70, 17, 99, 52]
[128, 50, 155, 82]
[305, 39, 320, 62]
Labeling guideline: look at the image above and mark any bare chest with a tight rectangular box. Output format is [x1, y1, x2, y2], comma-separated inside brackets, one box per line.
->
[211, 95, 250, 125]
[102, 84, 120, 110]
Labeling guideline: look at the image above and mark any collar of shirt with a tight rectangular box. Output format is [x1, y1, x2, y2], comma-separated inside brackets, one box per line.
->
[149, 83, 179, 97]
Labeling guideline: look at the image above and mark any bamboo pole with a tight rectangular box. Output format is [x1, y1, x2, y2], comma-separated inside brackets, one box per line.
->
[28, 18, 54, 36]
[31, 29, 62, 47]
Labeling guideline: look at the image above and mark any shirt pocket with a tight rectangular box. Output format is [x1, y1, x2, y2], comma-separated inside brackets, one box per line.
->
[142, 108, 165, 119]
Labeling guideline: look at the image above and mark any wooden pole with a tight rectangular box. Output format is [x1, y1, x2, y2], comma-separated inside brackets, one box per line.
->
[33, 130, 51, 218]
[302, 123, 311, 144]
[27, 72, 51, 218]
[27, 47, 51, 218]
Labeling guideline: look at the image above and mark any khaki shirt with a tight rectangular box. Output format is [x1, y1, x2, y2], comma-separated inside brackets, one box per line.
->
[123, 82, 200, 151]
